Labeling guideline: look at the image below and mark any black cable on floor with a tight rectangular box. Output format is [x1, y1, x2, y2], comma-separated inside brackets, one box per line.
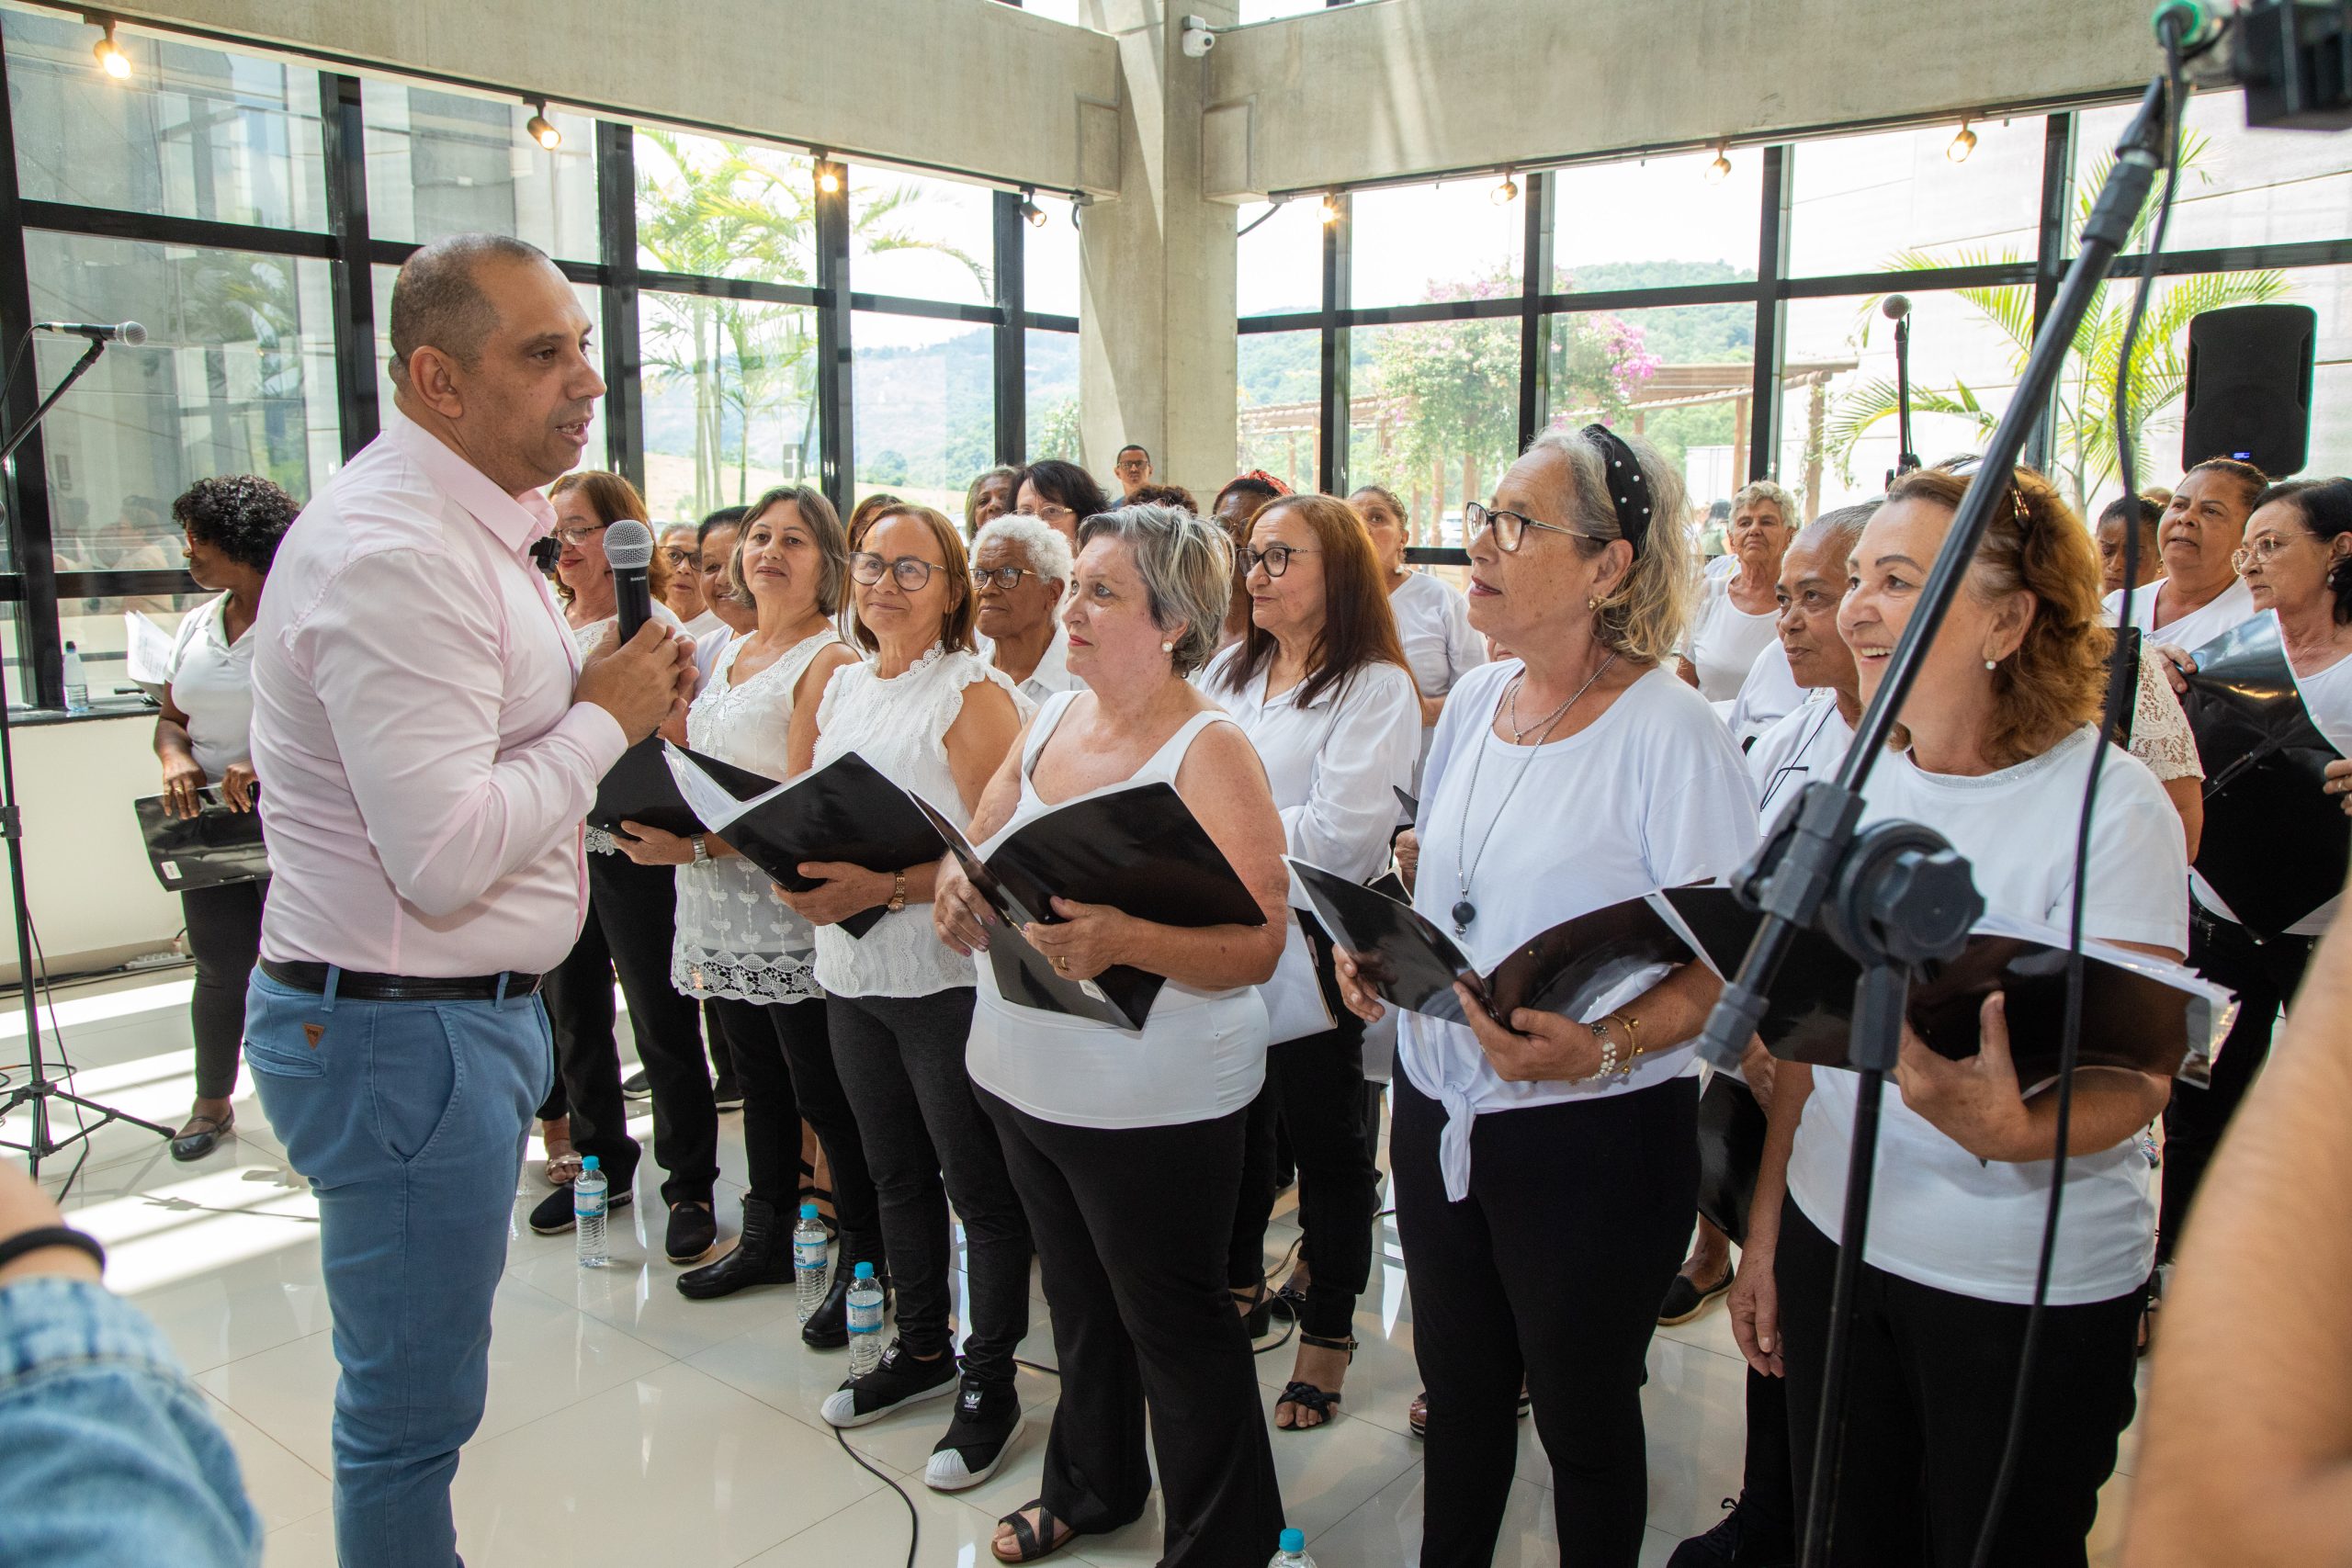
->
[831, 1422, 919, 1568]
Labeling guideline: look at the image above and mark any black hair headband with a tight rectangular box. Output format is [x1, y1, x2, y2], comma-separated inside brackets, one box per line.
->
[1581, 423, 1652, 557]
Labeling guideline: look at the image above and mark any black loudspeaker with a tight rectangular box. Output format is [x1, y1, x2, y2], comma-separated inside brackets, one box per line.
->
[2182, 303, 2316, 478]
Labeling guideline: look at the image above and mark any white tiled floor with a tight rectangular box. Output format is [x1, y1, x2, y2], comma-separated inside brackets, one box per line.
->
[7, 970, 2142, 1566]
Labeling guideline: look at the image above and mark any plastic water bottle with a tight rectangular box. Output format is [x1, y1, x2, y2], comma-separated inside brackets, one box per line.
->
[574, 1155, 609, 1268]
[845, 1261, 886, 1375]
[61, 641, 89, 715]
[1269, 1528, 1315, 1567]
[793, 1201, 831, 1323]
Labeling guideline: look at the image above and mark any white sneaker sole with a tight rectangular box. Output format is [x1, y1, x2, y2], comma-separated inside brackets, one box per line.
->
[924, 1411, 1024, 1492]
[820, 1372, 957, 1429]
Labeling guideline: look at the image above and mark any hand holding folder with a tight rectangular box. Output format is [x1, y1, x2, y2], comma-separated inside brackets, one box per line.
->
[134, 786, 268, 891]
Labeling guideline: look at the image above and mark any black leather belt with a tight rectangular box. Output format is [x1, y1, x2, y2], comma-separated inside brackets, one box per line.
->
[259, 959, 544, 1002]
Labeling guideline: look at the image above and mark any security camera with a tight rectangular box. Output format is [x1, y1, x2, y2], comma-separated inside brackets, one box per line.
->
[1181, 15, 1216, 57]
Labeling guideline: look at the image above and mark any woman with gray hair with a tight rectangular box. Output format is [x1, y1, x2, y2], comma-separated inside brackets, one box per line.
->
[1679, 478, 1802, 703]
[936, 502, 1292, 1564]
[1334, 426, 1758, 1567]
[972, 512, 1079, 702]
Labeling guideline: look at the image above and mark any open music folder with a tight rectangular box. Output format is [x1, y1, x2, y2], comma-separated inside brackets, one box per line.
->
[663, 745, 946, 940]
[914, 783, 1263, 1032]
[592, 739, 775, 840]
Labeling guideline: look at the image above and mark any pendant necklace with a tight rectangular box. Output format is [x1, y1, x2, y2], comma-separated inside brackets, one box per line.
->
[1450, 654, 1616, 935]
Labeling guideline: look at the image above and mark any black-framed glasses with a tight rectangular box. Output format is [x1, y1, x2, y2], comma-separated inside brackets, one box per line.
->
[1464, 501, 1581, 554]
[972, 565, 1036, 592]
[850, 552, 944, 591]
[1240, 544, 1318, 578]
[659, 545, 695, 569]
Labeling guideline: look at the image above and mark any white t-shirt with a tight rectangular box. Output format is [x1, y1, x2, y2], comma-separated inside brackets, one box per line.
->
[1205, 647, 1420, 1043]
[1721, 640, 1806, 745]
[164, 593, 256, 781]
[1685, 575, 1782, 703]
[1396, 661, 1759, 1201]
[680, 609, 725, 640]
[1786, 726, 2190, 1305]
[1747, 691, 1855, 828]
[2288, 642, 2352, 936]
[1388, 570, 1486, 781]
[2104, 576, 2256, 655]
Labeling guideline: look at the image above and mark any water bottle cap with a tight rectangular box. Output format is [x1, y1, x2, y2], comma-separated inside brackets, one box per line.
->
[1280, 1529, 1305, 1552]
[581, 1156, 600, 1171]
[800, 1201, 820, 1219]
[853, 1260, 876, 1280]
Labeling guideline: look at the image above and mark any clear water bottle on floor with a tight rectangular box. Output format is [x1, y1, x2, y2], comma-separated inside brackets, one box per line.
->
[793, 1201, 831, 1323]
[574, 1156, 609, 1268]
[845, 1261, 885, 1376]
[1269, 1527, 1315, 1567]
[61, 641, 89, 715]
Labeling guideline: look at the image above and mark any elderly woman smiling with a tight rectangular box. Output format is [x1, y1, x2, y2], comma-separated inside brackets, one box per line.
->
[972, 512, 1079, 702]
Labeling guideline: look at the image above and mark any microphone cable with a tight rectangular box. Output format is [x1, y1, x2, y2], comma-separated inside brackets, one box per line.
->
[1966, 25, 2189, 1567]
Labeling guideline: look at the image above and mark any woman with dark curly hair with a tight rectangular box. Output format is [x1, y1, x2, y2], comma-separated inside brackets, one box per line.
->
[154, 473, 298, 1161]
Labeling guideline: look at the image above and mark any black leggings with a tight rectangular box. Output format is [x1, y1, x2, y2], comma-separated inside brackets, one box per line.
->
[1392, 1071, 1698, 1568]
[182, 878, 265, 1100]
[707, 995, 882, 1269]
[981, 1090, 1283, 1564]
[1776, 1201, 2143, 1568]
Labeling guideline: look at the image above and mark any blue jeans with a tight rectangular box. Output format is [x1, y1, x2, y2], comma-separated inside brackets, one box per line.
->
[0, 1277, 261, 1567]
[243, 968, 550, 1568]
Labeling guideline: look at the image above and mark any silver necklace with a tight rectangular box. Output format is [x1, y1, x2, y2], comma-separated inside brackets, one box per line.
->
[1450, 655, 1616, 935]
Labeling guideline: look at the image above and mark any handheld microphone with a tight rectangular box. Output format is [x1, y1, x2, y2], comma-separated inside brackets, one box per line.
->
[35, 321, 146, 345]
[605, 518, 656, 643]
[1881, 294, 1912, 322]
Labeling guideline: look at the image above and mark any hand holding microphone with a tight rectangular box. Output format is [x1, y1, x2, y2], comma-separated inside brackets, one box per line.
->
[575, 519, 695, 744]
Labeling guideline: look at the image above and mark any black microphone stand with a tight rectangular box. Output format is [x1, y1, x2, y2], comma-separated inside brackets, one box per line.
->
[0, 333, 178, 1179]
[1890, 310, 1921, 486]
[1695, 71, 2176, 1568]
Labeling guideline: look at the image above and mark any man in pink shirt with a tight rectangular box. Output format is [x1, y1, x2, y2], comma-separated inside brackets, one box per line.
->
[243, 232, 693, 1567]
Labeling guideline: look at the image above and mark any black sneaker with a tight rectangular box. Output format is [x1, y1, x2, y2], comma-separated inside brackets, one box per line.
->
[1658, 1268, 1732, 1326]
[528, 1181, 632, 1235]
[924, 1375, 1023, 1490]
[666, 1201, 718, 1264]
[621, 1069, 651, 1100]
[819, 1339, 957, 1428]
[1668, 1495, 1794, 1568]
[712, 1074, 744, 1112]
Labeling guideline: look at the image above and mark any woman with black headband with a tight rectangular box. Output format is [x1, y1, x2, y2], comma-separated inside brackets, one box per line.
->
[1334, 425, 1756, 1566]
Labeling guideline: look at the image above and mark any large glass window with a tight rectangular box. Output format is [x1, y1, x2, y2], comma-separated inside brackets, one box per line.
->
[1349, 320, 1519, 546]
[2080, 88, 2352, 254]
[1551, 148, 1760, 292]
[4, 9, 327, 231]
[1026, 328, 1080, 463]
[1237, 328, 1319, 496]
[29, 231, 340, 571]
[634, 130, 812, 286]
[1545, 304, 1749, 506]
[1024, 192, 1080, 319]
[1237, 197, 1324, 319]
[1351, 181, 1522, 310]
[852, 167, 995, 307]
[638, 291, 817, 525]
[364, 84, 595, 258]
[854, 312, 993, 509]
[1787, 118, 2045, 279]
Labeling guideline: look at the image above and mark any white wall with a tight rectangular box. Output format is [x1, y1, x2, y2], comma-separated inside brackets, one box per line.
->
[0, 715, 187, 978]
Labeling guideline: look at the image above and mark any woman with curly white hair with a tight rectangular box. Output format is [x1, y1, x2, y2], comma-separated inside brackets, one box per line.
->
[973, 511, 1080, 702]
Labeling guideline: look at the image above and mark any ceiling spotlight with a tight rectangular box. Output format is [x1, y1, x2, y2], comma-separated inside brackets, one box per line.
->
[91, 17, 130, 80]
[1947, 119, 1978, 164]
[1318, 194, 1341, 225]
[1019, 187, 1047, 229]
[1491, 169, 1520, 206]
[525, 103, 561, 151]
[817, 161, 842, 195]
[1703, 144, 1732, 184]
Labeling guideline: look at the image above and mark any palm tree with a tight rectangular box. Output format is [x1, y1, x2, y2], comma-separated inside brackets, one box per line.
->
[1824, 133, 2290, 510]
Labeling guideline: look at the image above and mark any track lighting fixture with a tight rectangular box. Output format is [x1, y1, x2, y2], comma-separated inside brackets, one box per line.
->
[1491, 169, 1520, 205]
[1020, 188, 1047, 228]
[526, 103, 561, 151]
[1947, 118, 1978, 163]
[1703, 144, 1732, 184]
[91, 17, 129, 79]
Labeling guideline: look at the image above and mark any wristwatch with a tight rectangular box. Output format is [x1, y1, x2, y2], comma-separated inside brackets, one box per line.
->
[886, 870, 908, 914]
[690, 835, 710, 864]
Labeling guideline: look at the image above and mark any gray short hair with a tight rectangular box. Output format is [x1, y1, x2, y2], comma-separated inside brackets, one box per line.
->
[387, 232, 551, 389]
[1732, 479, 1804, 529]
[1075, 503, 1232, 677]
[1522, 425, 1695, 664]
[1801, 501, 1877, 568]
[973, 512, 1075, 587]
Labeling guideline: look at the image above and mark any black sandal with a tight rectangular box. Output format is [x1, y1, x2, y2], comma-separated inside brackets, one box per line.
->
[1277, 1331, 1357, 1430]
[1231, 1282, 1272, 1339]
[1268, 1278, 1309, 1323]
[797, 1160, 840, 1241]
[993, 1500, 1078, 1562]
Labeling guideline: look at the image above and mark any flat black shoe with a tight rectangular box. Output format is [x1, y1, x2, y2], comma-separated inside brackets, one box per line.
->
[712, 1075, 744, 1113]
[678, 1196, 793, 1299]
[1658, 1268, 1732, 1326]
[803, 1265, 888, 1348]
[529, 1180, 632, 1235]
[820, 1338, 957, 1427]
[666, 1201, 718, 1264]
[621, 1069, 651, 1100]
[925, 1375, 1023, 1490]
[1668, 1495, 1794, 1568]
[169, 1111, 233, 1162]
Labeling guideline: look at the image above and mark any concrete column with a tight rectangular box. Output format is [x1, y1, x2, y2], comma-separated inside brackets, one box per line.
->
[1078, 1, 1240, 500]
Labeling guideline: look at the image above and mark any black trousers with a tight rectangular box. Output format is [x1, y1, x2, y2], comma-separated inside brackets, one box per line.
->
[827, 987, 1031, 1389]
[980, 1089, 1284, 1565]
[1392, 1072, 1698, 1568]
[182, 877, 266, 1100]
[707, 995, 883, 1269]
[1228, 927, 1378, 1340]
[2160, 908, 2315, 1262]
[1695, 1074, 1795, 1551]
[1776, 1201, 2143, 1568]
[541, 852, 718, 1207]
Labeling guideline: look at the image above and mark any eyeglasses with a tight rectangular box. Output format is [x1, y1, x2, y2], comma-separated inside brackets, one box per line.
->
[1241, 544, 1319, 579]
[2232, 535, 2300, 571]
[850, 551, 944, 591]
[552, 523, 608, 547]
[659, 545, 695, 568]
[1023, 502, 1075, 525]
[1464, 502, 1584, 554]
[972, 565, 1037, 592]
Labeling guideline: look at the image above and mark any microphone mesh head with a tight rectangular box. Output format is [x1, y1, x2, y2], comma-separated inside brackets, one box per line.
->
[118, 321, 148, 346]
[1880, 295, 1912, 321]
[603, 517, 655, 570]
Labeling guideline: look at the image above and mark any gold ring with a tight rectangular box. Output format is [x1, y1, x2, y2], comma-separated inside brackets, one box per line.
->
[1054, 956, 1069, 972]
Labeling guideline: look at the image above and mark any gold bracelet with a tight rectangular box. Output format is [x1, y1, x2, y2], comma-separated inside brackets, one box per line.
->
[1604, 1010, 1642, 1064]
[886, 870, 908, 914]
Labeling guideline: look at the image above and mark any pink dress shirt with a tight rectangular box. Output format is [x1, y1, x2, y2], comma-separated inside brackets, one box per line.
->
[248, 409, 628, 976]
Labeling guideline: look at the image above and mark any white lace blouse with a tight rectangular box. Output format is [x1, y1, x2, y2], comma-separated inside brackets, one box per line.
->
[673, 630, 842, 1004]
[569, 604, 684, 855]
[809, 645, 1033, 998]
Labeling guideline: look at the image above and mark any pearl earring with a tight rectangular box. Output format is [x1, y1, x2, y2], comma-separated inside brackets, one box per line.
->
[1586, 596, 1600, 611]
[1984, 658, 1998, 671]
[1161, 640, 1174, 652]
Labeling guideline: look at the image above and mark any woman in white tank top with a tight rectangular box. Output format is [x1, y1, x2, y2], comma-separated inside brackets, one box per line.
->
[935, 503, 1293, 1568]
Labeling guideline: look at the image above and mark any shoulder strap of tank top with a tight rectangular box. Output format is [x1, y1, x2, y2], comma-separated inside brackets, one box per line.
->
[1020, 689, 1083, 777]
[1133, 706, 1238, 789]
